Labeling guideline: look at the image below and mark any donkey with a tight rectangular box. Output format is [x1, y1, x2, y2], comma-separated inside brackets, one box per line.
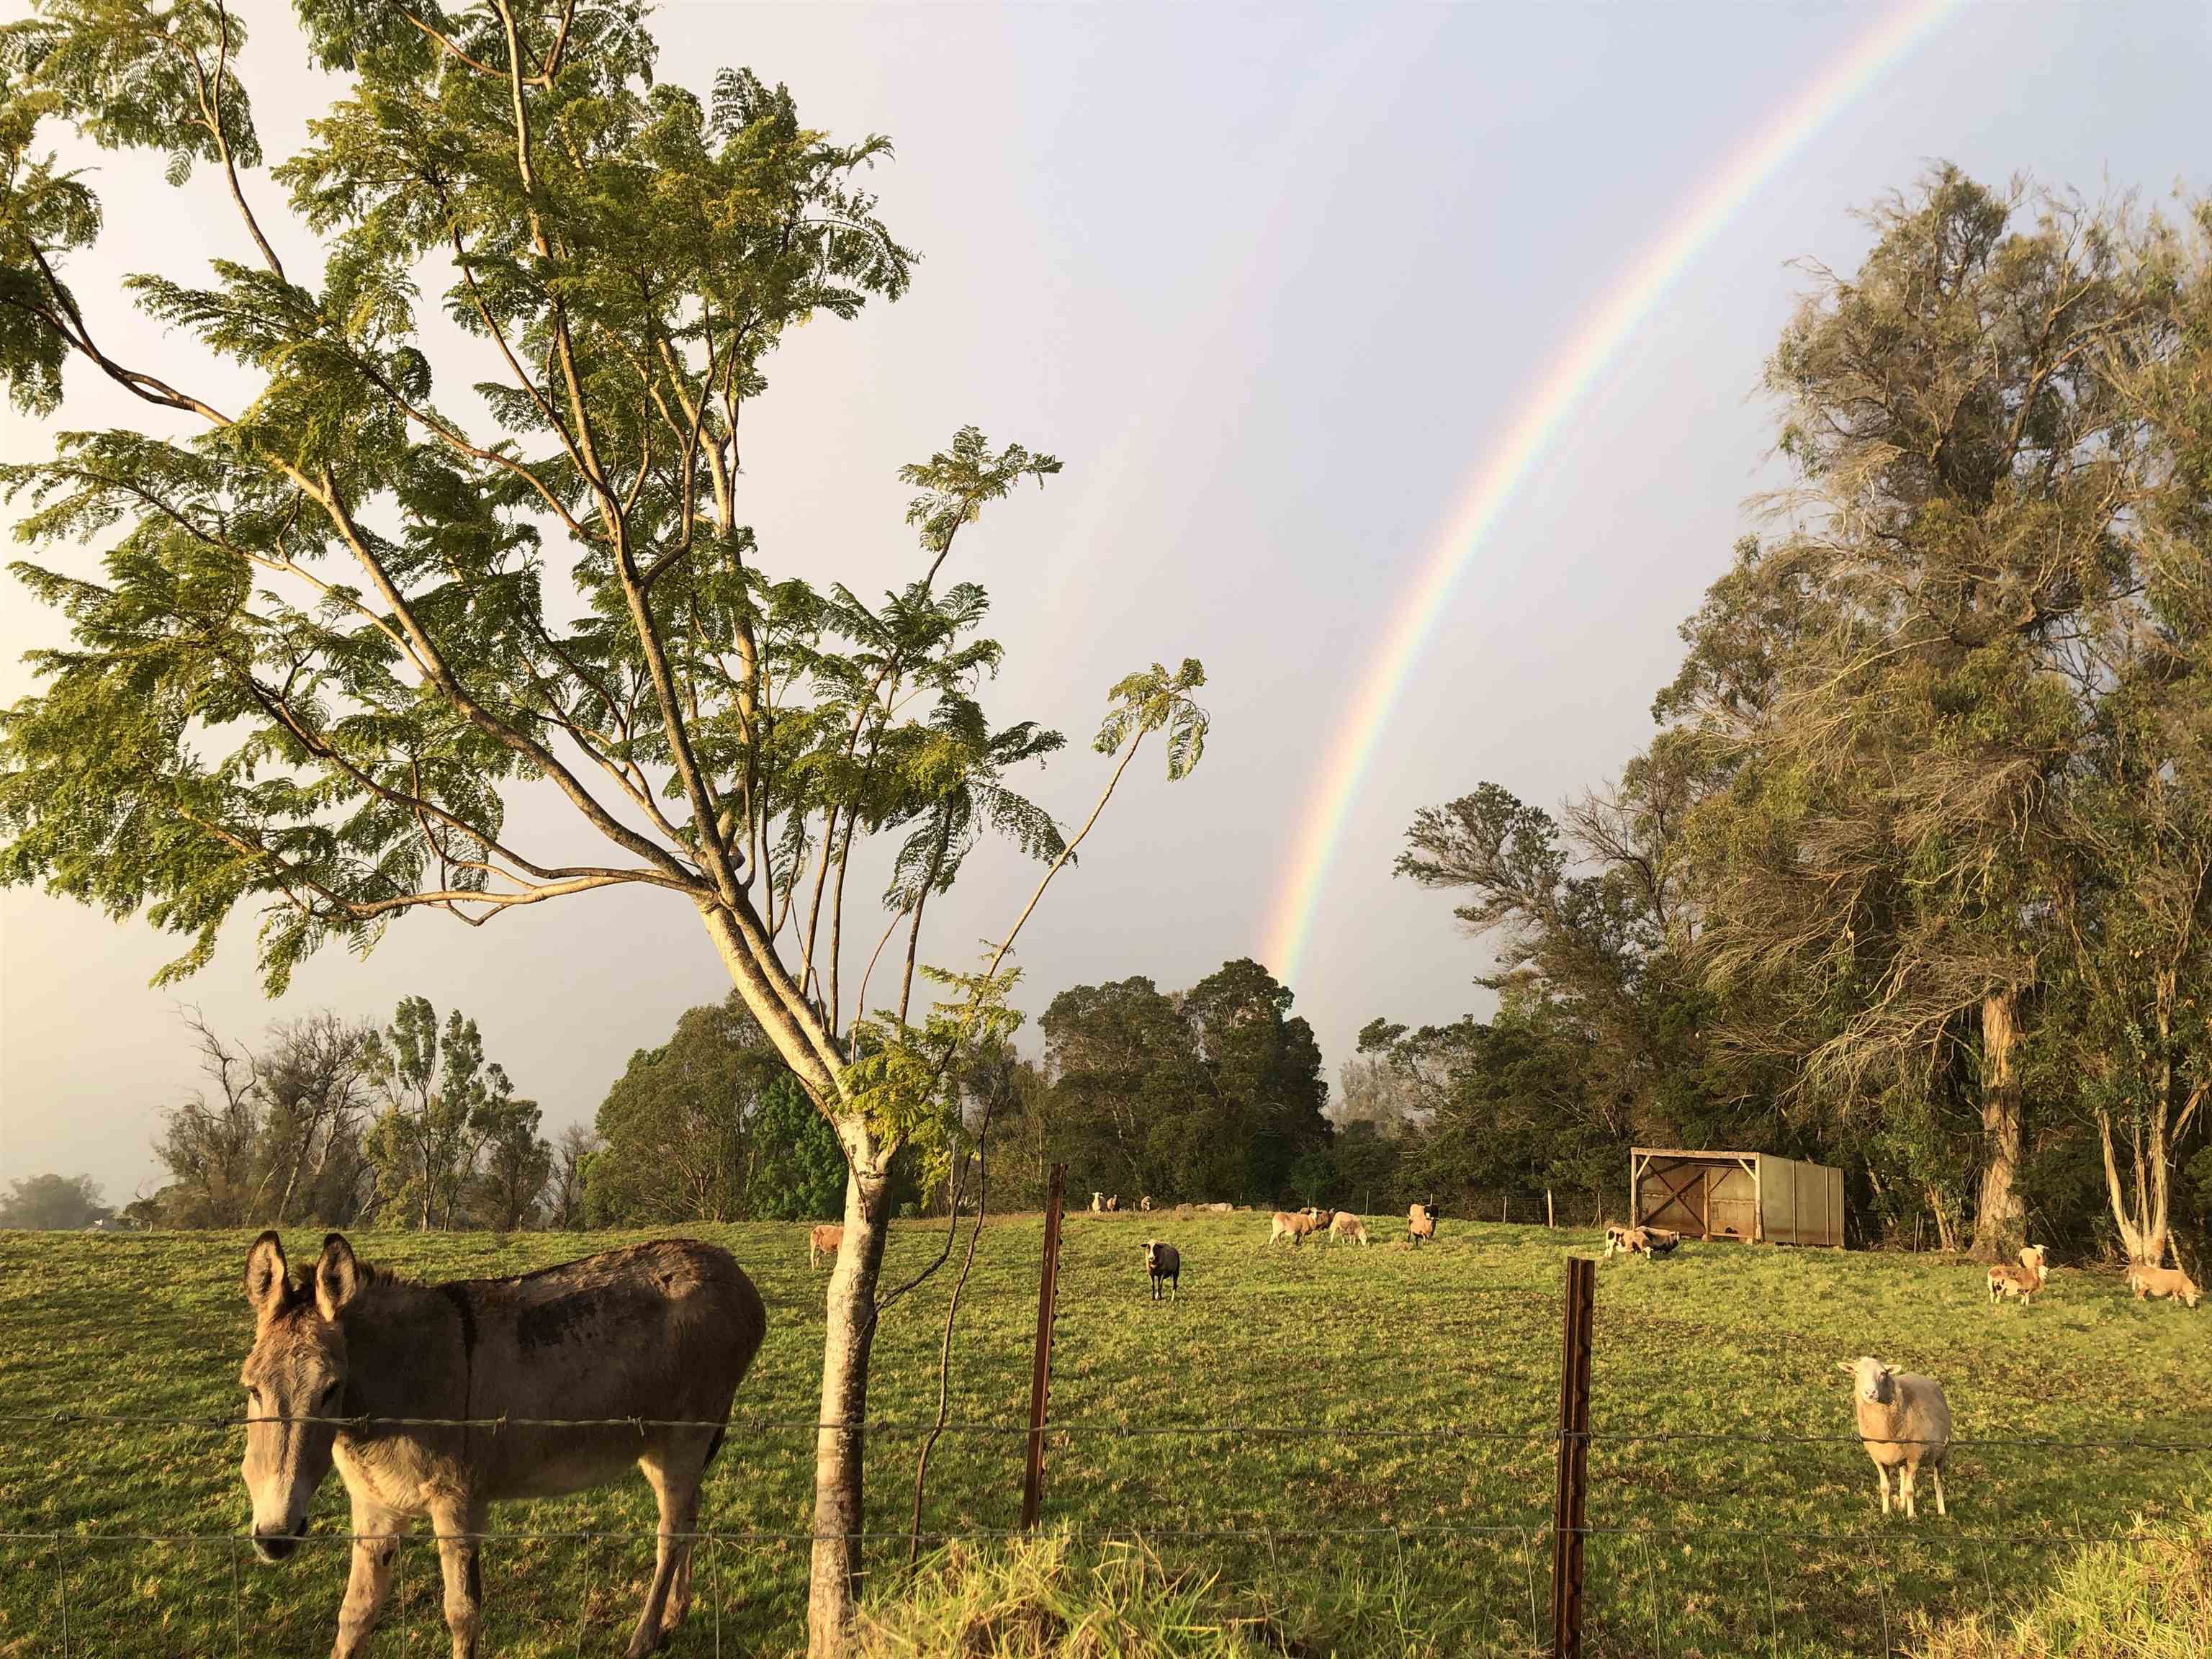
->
[238, 1231, 765, 1659]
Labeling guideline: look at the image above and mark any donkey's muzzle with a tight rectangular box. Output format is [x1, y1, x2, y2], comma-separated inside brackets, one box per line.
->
[252, 1525, 304, 1563]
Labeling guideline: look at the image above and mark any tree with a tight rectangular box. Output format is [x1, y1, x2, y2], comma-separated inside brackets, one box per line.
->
[749, 1072, 847, 1221]
[588, 992, 783, 1223]
[152, 1012, 266, 1226]
[251, 1010, 377, 1223]
[0, 9, 1205, 1644]
[545, 1122, 599, 1230]
[1676, 169, 2168, 1256]
[472, 1094, 552, 1231]
[1036, 959, 1326, 1205]
[0, 1172, 108, 1228]
[361, 996, 514, 1228]
[1182, 958, 1331, 1203]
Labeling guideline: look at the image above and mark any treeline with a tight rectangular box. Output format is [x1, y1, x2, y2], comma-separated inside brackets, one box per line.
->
[486, 961, 1336, 1227]
[143, 997, 588, 1232]
[1362, 168, 2212, 1265]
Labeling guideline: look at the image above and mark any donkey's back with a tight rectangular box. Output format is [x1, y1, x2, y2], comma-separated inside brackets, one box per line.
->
[427, 1239, 765, 1499]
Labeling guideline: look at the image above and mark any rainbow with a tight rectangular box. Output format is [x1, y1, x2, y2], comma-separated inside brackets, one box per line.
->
[1262, 0, 1956, 987]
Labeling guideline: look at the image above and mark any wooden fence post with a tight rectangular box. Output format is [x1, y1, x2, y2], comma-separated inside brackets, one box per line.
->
[1020, 1162, 1066, 1531]
[1550, 1254, 1596, 1658]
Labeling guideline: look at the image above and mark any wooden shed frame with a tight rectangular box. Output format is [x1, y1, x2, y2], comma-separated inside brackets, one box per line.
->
[1628, 1148, 1844, 1247]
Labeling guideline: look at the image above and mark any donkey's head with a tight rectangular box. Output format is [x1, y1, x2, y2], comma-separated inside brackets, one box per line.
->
[238, 1232, 367, 1562]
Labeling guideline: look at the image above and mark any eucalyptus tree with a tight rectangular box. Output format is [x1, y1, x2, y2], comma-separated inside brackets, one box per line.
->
[1680, 169, 2170, 1255]
[0, 4, 1206, 1647]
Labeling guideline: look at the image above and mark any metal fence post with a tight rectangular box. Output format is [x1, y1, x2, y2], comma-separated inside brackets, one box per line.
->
[1020, 1162, 1067, 1531]
[1550, 1254, 1596, 1658]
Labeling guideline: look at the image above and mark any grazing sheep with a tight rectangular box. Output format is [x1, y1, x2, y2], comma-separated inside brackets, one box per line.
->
[1838, 1355, 1951, 1520]
[1144, 1240, 1181, 1301]
[809, 1223, 843, 1270]
[1266, 1210, 1326, 1248]
[1107, 1195, 1122, 1213]
[1329, 1212, 1370, 1247]
[1091, 1192, 1105, 1213]
[2128, 1260, 2203, 1308]
[1604, 1225, 1677, 1261]
[1987, 1244, 2048, 1307]
[1139, 1195, 1154, 1212]
[1407, 1202, 1438, 1246]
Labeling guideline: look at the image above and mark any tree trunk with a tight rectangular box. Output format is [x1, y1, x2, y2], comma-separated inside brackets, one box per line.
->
[810, 1158, 891, 1657]
[1971, 989, 2026, 1260]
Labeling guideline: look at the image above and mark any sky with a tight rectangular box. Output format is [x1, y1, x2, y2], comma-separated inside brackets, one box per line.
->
[4, 0, 2210, 1205]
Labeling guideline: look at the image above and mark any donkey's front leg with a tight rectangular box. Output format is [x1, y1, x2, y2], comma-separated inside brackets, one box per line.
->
[428, 1496, 486, 1659]
[331, 1493, 407, 1659]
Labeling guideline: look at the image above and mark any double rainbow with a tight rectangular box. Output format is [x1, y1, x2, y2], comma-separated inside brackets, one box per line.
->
[1262, 0, 1956, 987]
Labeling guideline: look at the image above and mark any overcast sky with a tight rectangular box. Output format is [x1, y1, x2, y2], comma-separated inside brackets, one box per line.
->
[4, 1, 2209, 1205]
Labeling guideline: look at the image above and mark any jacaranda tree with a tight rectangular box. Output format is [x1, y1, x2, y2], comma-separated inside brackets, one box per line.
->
[0, 4, 1208, 1647]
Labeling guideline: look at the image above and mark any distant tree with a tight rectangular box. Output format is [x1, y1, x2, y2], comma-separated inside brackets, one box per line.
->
[252, 1011, 377, 1224]
[150, 1007, 377, 1226]
[1183, 958, 1331, 1203]
[1038, 959, 1328, 1205]
[1040, 975, 1208, 1200]
[152, 1013, 265, 1226]
[361, 997, 515, 1229]
[0, 1172, 108, 1229]
[750, 1074, 848, 1220]
[472, 1095, 553, 1231]
[588, 992, 783, 1224]
[545, 1123, 600, 1231]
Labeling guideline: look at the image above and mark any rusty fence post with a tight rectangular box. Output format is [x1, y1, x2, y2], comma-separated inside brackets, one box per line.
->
[1550, 1254, 1596, 1658]
[1020, 1162, 1067, 1531]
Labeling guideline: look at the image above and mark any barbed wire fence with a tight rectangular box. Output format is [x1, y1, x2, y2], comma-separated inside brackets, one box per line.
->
[6, 1182, 2206, 1656]
[3, 1412, 2201, 1656]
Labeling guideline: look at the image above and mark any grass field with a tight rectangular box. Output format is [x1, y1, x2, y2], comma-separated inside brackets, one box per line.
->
[3, 1213, 2208, 1657]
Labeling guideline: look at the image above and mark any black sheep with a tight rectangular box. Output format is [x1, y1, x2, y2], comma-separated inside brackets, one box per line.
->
[1144, 1239, 1181, 1302]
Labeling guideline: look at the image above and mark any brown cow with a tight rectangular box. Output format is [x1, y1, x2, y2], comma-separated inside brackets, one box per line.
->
[237, 1231, 763, 1659]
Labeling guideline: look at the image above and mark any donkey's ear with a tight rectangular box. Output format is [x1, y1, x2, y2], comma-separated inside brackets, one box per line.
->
[315, 1233, 365, 1321]
[245, 1231, 290, 1324]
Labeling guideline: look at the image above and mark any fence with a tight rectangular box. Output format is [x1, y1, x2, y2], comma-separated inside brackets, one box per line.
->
[4, 1177, 2207, 1656]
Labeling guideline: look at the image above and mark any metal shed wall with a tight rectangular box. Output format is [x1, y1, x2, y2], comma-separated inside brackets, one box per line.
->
[1629, 1148, 1845, 1247]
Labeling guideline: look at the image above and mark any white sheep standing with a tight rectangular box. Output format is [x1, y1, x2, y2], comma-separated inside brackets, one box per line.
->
[1838, 1355, 1951, 1520]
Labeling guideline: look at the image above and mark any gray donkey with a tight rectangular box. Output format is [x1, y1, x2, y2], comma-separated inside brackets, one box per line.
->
[238, 1231, 765, 1658]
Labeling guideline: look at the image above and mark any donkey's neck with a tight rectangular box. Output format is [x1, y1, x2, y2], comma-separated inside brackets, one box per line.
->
[337, 1276, 475, 1426]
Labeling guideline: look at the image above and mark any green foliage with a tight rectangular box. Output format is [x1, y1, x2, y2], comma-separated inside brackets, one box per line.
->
[360, 994, 532, 1229]
[585, 991, 786, 1225]
[1094, 659, 1209, 781]
[1036, 958, 1330, 1206]
[747, 1073, 846, 1222]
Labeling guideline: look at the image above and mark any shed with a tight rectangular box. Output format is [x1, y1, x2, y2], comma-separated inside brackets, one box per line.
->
[1628, 1148, 1844, 1247]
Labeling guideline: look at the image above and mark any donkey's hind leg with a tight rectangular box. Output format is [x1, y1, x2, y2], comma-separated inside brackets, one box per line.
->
[627, 1442, 706, 1658]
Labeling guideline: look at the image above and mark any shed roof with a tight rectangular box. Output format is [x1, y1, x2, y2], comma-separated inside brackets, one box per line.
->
[1629, 1146, 1839, 1169]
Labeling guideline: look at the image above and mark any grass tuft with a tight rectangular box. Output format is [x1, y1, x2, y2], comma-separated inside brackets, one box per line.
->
[1910, 1514, 2212, 1658]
